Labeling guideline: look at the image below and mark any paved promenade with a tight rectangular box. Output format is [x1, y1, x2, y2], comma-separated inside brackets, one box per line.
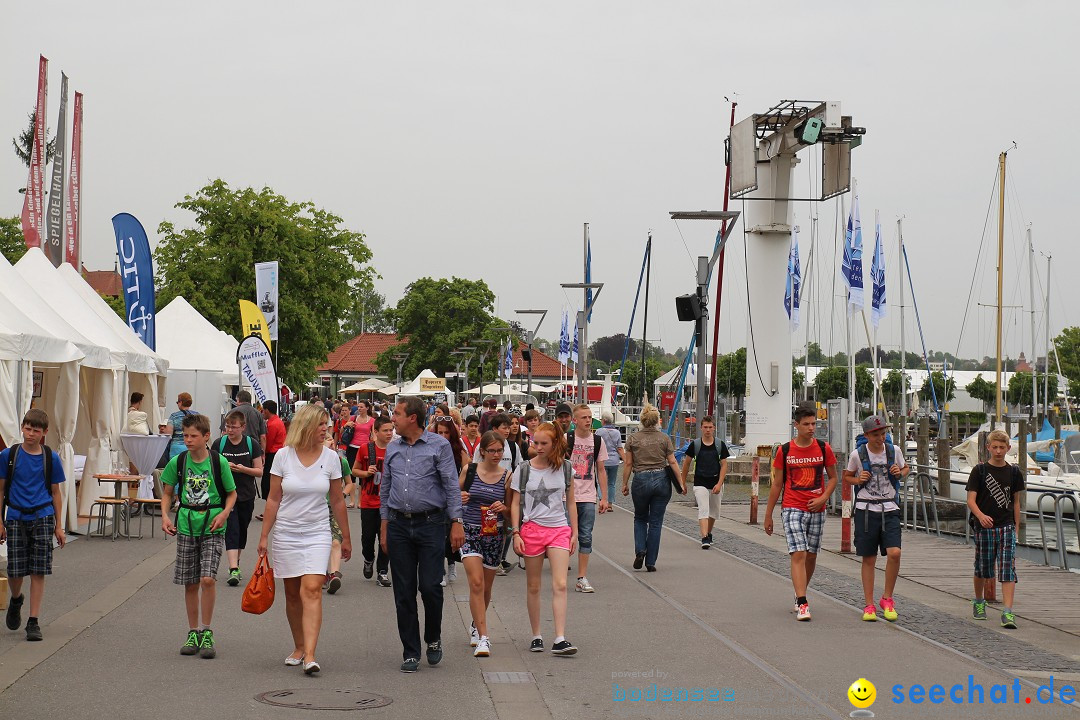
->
[2, 494, 1079, 719]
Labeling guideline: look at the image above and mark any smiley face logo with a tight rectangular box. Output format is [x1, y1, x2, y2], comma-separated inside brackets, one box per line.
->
[847, 678, 876, 709]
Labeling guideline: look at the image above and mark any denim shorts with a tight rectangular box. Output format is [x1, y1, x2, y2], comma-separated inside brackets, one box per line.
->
[577, 502, 596, 554]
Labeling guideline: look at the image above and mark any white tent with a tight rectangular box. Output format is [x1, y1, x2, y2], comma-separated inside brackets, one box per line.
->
[157, 297, 240, 423]
[399, 369, 455, 406]
[0, 248, 118, 528]
[342, 378, 389, 393]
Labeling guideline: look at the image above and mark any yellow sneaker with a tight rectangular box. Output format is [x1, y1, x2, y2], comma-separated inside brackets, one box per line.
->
[880, 597, 898, 622]
[862, 604, 878, 621]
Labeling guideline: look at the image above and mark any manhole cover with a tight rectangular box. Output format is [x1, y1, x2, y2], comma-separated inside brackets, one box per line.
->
[255, 688, 392, 711]
[483, 671, 535, 684]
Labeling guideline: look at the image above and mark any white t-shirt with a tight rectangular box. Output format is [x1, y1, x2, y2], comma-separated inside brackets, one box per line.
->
[845, 444, 905, 512]
[514, 461, 569, 528]
[472, 438, 519, 472]
[271, 446, 342, 531]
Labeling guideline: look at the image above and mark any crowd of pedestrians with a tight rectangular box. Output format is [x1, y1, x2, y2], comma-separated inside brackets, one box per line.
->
[1, 392, 1028, 679]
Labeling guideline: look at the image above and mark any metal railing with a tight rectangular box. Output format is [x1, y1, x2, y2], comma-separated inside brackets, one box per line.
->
[1036, 493, 1080, 571]
[903, 471, 942, 537]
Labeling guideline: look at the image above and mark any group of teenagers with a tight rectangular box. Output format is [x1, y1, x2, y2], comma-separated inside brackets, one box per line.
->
[766, 404, 1025, 630]
[0, 396, 1026, 675]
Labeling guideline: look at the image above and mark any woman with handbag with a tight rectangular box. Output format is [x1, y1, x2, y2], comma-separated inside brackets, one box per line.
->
[258, 403, 351, 675]
[621, 405, 685, 572]
[458, 431, 511, 657]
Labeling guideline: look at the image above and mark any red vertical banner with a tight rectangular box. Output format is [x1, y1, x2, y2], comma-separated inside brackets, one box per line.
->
[65, 91, 83, 268]
[20, 55, 48, 249]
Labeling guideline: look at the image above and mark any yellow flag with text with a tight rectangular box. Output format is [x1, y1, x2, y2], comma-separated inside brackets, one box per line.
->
[239, 300, 271, 351]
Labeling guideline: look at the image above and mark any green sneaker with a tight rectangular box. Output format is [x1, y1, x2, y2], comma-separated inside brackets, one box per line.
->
[1001, 611, 1017, 629]
[180, 630, 201, 655]
[199, 629, 216, 659]
[972, 599, 987, 620]
[227, 569, 242, 587]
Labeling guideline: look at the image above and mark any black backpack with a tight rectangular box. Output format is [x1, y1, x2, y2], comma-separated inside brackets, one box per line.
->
[175, 451, 227, 535]
[2, 444, 55, 516]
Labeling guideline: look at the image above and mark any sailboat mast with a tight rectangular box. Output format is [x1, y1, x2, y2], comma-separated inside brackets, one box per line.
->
[1028, 226, 1037, 422]
[1044, 253, 1051, 419]
[995, 152, 1006, 424]
[898, 217, 906, 423]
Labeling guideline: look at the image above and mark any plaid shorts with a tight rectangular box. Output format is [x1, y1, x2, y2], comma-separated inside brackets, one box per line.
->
[973, 524, 1017, 583]
[4, 515, 56, 577]
[781, 508, 825, 554]
[173, 533, 225, 585]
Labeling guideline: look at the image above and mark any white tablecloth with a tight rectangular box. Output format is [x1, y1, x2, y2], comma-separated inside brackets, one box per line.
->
[120, 434, 171, 498]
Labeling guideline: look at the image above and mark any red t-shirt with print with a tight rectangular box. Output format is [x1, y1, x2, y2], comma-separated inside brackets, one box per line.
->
[356, 443, 386, 509]
[772, 438, 837, 512]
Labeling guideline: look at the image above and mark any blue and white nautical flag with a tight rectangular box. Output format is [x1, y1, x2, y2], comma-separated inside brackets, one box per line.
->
[585, 239, 594, 322]
[842, 193, 864, 313]
[503, 337, 514, 377]
[558, 311, 570, 364]
[784, 226, 802, 331]
[571, 314, 579, 364]
[870, 210, 887, 328]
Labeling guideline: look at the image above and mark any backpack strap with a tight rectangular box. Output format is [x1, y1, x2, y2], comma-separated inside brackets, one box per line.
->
[463, 463, 479, 493]
[816, 439, 827, 487]
[518, 462, 530, 494]
[368, 440, 377, 470]
[780, 442, 791, 488]
[693, 438, 702, 457]
[508, 440, 518, 466]
[593, 435, 602, 463]
[562, 460, 573, 489]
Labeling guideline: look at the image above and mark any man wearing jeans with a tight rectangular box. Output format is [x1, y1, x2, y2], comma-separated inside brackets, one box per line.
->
[568, 405, 609, 593]
[595, 413, 624, 511]
[380, 396, 464, 673]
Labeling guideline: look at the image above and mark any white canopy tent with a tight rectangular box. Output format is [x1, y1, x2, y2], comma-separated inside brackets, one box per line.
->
[157, 297, 240, 423]
[0, 248, 117, 529]
[341, 378, 390, 393]
[398, 369, 455, 406]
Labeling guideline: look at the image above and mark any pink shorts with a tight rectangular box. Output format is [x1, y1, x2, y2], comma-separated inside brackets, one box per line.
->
[519, 522, 572, 557]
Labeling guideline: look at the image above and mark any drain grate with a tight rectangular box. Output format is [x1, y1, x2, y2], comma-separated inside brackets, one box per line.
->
[255, 688, 392, 711]
[483, 671, 535, 684]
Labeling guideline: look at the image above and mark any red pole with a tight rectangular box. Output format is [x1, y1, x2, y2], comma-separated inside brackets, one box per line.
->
[749, 455, 759, 525]
[708, 100, 738, 417]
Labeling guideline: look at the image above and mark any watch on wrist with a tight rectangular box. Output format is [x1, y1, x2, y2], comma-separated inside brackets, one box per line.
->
[451, 517, 464, 525]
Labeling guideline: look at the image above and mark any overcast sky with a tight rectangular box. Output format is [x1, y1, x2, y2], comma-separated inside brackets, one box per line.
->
[4, 2, 1078, 366]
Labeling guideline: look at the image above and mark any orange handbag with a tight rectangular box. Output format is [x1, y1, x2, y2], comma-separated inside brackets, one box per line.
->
[241, 554, 275, 614]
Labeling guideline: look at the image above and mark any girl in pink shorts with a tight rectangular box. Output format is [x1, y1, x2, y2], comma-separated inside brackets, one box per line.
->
[510, 423, 579, 656]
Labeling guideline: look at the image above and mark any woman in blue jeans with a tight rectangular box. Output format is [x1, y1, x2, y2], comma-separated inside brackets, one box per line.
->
[621, 406, 685, 571]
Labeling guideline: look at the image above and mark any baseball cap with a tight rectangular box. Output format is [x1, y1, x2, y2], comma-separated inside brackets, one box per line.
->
[555, 402, 572, 417]
[862, 415, 888, 433]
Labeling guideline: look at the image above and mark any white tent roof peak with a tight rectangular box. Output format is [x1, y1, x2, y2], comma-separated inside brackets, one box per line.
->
[157, 297, 239, 377]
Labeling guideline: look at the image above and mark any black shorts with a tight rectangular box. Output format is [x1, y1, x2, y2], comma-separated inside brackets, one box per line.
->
[225, 499, 255, 551]
[853, 509, 901, 557]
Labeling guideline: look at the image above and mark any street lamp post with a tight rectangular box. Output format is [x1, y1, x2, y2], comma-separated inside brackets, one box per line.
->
[668, 211, 741, 430]
[392, 353, 409, 389]
[449, 349, 469, 398]
[560, 283, 603, 405]
[515, 310, 547, 398]
[472, 339, 495, 401]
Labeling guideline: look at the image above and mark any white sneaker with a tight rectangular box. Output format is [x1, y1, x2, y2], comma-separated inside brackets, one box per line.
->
[448, 565, 457, 582]
[796, 603, 811, 621]
[440, 574, 448, 587]
[473, 636, 491, 657]
[470, 624, 479, 647]
[575, 577, 595, 593]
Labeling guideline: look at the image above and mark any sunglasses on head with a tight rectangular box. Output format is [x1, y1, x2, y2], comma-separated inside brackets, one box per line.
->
[434, 415, 454, 423]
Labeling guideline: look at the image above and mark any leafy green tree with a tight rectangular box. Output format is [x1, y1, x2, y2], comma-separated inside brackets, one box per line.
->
[99, 292, 125, 320]
[374, 277, 507, 382]
[591, 334, 637, 364]
[155, 180, 374, 387]
[714, 347, 747, 401]
[920, 370, 956, 406]
[881, 369, 909, 402]
[1053, 327, 1080, 387]
[621, 357, 666, 406]
[793, 369, 805, 391]
[341, 282, 394, 337]
[965, 374, 997, 411]
[1007, 372, 1058, 407]
[813, 365, 873, 401]
[0, 216, 27, 263]
[12, 111, 56, 169]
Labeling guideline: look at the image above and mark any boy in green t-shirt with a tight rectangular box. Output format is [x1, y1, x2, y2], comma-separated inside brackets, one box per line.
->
[160, 413, 236, 658]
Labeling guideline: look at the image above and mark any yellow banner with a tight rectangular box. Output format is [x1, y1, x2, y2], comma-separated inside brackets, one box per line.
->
[239, 299, 271, 351]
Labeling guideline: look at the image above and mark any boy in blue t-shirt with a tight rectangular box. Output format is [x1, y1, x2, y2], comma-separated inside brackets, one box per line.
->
[160, 413, 236, 658]
[0, 409, 67, 642]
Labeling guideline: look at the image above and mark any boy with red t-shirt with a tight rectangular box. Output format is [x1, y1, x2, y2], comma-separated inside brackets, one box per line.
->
[764, 405, 837, 622]
[351, 415, 393, 587]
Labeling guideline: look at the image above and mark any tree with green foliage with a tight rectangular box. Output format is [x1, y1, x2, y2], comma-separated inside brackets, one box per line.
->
[881, 369, 909, 402]
[965, 374, 997, 412]
[621, 357, 669, 407]
[99, 292, 125, 320]
[1006, 372, 1058, 408]
[1053, 327, 1080, 388]
[341, 283, 394, 337]
[0, 216, 27, 263]
[12, 111, 56, 170]
[920, 370, 956, 407]
[812, 365, 874, 402]
[714, 347, 747, 404]
[155, 180, 374, 387]
[374, 277, 509, 383]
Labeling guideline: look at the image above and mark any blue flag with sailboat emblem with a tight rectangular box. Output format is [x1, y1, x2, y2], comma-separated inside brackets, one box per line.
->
[871, 211, 886, 328]
[784, 227, 801, 331]
[842, 193, 864, 313]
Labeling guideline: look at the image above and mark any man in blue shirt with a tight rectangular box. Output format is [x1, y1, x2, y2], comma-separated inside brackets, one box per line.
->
[380, 396, 464, 673]
[0, 409, 67, 642]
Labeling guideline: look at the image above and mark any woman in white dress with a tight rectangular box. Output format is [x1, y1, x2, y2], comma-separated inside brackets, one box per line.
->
[258, 403, 351, 675]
